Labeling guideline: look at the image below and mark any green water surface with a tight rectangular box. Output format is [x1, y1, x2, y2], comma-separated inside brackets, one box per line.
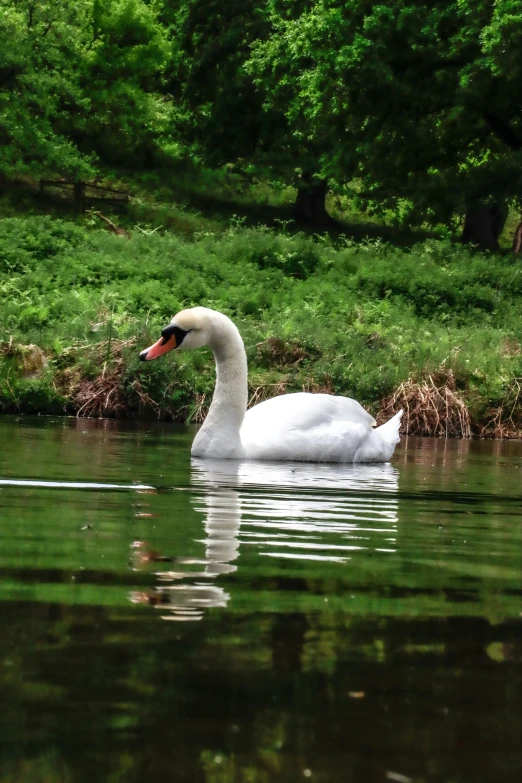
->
[0, 416, 520, 783]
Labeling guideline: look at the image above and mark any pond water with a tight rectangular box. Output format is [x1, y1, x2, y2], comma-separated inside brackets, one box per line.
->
[0, 416, 520, 783]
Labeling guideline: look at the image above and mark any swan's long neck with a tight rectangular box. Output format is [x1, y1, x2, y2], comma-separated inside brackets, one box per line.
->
[191, 315, 248, 458]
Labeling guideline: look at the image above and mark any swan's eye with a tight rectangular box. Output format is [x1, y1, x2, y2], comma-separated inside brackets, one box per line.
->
[160, 324, 190, 347]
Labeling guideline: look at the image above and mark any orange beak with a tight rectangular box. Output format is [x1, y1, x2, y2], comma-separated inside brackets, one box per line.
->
[139, 334, 177, 361]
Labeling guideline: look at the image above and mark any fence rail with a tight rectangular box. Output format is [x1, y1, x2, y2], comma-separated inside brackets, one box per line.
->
[39, 179, 129, 213]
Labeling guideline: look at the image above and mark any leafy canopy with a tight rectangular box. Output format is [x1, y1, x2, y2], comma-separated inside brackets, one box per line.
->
[0, 0, 169, 178]
[245, 0, 522, 221]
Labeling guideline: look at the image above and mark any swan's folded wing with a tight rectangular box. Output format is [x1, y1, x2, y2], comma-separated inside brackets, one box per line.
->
[243, 392, 375, 431]
[240, 393, 375, 462]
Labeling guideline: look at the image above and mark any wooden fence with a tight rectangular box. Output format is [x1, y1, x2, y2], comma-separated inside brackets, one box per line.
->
[39, 179, 129, 213]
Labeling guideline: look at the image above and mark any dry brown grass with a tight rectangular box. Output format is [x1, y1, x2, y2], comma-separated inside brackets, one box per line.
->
[74, 365, 129, 418]
[52, 337, 152, 418]
[248, 381, 288, 408]
[301, 375, 334, 394]
[65, 336, 190, 419]
[186, 393, 209, 423]
[499, 338, 521, 358]
[480, 378, 522, 439]
[255, 337, 319, 366]
[69, 338, 134, 417]
[0, 339, 48, 378]
[377, 371, 472, 438]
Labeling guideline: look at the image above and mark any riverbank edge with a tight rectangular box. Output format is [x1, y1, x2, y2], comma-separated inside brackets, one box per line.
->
[1, 342, 520, 439]
[2, 217, 522, 439]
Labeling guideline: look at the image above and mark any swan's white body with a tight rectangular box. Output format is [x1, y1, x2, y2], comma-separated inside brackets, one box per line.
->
[140, 307, 402, 463]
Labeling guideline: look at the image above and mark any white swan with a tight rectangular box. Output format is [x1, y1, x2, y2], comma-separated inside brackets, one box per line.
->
[139, 307, 402, 462]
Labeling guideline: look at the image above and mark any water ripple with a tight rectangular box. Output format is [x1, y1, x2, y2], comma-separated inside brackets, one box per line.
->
[145, 460, 399, 620]
[0, 478, 153, 490]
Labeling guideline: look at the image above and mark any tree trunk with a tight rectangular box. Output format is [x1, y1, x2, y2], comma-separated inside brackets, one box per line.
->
[461, 203, 507, 251]
[271, 610, 308, 673]
[294, 173, 329, 225]
[512, 215, 522, 253]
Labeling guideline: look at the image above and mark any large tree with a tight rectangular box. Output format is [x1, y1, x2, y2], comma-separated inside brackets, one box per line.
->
[0, 0, 169, 179]
[245, 0, 522, 243]
[160, 0, 271, 165]
[160, 0, 331, 222]
[72, 0, 170, 166]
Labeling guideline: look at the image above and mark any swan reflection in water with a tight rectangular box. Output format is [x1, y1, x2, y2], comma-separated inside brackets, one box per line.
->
[130, 460, 399, 621]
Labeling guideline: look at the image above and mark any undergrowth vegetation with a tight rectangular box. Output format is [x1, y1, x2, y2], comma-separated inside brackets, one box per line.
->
[1, 216, 521, 436]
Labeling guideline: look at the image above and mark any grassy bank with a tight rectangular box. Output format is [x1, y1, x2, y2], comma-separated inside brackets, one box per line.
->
[1, 215, 521, 437]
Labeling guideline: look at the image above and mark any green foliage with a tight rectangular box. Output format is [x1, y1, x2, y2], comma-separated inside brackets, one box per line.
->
[0, 217, 88, 272]
[0, 0, 94, 178]
[205, 223, 322, 278]
[160, 0, 273, 166]
[77, 0, 170, 163]
[244, 0, 522, 223]
[3, 0, 522, 236]
[0, 0, 169, 178]
[1, 216, 521, 426]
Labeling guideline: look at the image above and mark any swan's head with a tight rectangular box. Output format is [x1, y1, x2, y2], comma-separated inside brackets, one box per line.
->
[139, 307, 219, 361]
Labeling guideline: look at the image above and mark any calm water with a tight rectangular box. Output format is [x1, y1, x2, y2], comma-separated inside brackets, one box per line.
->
[0, 416, 520, 783]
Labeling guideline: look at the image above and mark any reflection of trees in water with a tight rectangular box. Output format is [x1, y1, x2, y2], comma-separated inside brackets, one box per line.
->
[396, 434, 522, 493]
[394, 436, 522, 603]
[130, 460, 399, 622]
[2, 596, 521, 783]
[3, 427, 522, 782]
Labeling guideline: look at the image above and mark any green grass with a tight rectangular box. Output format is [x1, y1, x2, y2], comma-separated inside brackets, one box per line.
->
[1, 213, 521, 434]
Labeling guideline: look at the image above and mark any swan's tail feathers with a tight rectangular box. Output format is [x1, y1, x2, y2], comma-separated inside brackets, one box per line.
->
[354, 409, 403, 463]
[378, 409, 403, 444]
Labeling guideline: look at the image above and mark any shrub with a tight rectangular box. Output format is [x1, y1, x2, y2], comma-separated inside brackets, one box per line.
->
[1, 217, 521, 431]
